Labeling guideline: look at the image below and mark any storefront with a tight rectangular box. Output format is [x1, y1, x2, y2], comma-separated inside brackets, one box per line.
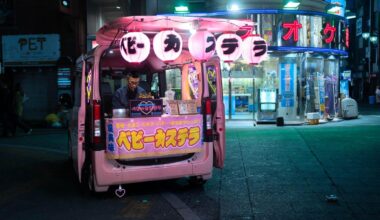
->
[204, 10, 348, 123]
[1, 34, 62, 121]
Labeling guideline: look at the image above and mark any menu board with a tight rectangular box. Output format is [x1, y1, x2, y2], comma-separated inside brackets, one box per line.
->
[178, 100, 197, 115]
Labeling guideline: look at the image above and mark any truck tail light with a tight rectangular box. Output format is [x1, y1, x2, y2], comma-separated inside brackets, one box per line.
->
[93, 100, 101, 144]
[205, 97, 213, 141]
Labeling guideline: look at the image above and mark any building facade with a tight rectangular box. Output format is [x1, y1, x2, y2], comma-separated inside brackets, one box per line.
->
[156, 0, 349, 123]
[0, 0, 86, 122]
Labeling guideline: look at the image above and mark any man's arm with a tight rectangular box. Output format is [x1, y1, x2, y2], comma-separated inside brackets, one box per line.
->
[136, 86, 146, 97]
[112, 88, 126, 108]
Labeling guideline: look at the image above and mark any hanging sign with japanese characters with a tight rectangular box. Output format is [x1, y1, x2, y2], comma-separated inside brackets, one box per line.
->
[215, 33, 242, 62]
[105, 115, 203, 159]
[153, 30, 183, 62]
[120, 32, 150, 63]
[241, 35, 268, 65]
[188, 30, 216, 61]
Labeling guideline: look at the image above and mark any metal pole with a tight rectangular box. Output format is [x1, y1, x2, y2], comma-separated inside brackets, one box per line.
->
[368, 0, 372, 83]
[228, 70, 232, 120]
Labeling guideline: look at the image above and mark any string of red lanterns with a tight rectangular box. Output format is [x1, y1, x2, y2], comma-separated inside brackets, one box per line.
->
[119, 29, 268, 64]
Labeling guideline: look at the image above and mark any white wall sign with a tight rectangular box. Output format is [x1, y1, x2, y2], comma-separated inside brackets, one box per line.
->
[2, 34, 60, 66]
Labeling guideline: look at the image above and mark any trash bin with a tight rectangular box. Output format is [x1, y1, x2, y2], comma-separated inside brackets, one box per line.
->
[369, 95, 376, 105]
[276, 117, 284, 126]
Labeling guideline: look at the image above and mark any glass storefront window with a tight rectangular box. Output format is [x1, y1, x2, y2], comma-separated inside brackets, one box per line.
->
[222, 61, 254, 119]
[261, 14, 274, 45]
[221, 52, 341, 123]
[253, 56, 279, 122]
[298, 15, 310, 47]
[323, 57, 339, 118]
[310, 16, 323, 48]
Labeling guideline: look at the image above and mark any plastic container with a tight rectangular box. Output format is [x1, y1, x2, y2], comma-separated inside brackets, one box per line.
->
[369, 95, 376, 105]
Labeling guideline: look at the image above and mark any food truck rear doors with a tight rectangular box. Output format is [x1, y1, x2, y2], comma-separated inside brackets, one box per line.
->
[203, 58, 226, 168]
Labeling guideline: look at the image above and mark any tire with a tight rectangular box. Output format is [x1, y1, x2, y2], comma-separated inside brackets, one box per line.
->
[80, 162, 94, 195]
[189, 176, 207, 187]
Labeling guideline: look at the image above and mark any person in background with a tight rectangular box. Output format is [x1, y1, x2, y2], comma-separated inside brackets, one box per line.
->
[11, 83, 32, 135]
[376, 85, 380, 104]
[0, 78, 12, 137]
[112, 72, 146, 109]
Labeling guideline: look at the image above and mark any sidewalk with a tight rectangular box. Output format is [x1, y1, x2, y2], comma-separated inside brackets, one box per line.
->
[227, 102, 380, 129]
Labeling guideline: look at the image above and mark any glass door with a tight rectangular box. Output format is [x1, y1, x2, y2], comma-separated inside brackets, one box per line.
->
[231, 76, 254, 119]
[222, 62, 254, 120]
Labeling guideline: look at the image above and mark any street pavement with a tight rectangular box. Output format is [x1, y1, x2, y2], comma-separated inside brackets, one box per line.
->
[0, 104, 379, 220]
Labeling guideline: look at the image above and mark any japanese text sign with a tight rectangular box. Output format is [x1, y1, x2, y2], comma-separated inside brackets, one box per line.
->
[120, 32, 150, 63]
[242, 35, 268, 65]
[153, 30, 183, 62]
[106, 115, 203, 159]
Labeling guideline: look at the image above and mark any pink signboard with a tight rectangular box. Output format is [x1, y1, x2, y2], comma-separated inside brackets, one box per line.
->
[106, 115, 203, 159]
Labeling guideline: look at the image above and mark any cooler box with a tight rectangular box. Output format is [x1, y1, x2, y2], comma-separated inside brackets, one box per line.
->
[341, 98, 358, 119]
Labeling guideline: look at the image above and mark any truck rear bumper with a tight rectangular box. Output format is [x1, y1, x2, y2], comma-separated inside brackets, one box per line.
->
[93, 143, 213, 188]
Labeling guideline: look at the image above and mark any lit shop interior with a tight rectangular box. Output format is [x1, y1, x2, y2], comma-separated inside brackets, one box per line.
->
[217, 12, 348, 123]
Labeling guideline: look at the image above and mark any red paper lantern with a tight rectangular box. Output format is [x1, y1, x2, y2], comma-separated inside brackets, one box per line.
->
[119, 32, 150, 63]
[215, 33, 242, 62]
[153, 30, 182, 62]
[188, 30, 216, 61]
[241, 35, 268, 65]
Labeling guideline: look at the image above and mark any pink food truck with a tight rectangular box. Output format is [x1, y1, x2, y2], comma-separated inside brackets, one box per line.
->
[69, 16, 254, 195]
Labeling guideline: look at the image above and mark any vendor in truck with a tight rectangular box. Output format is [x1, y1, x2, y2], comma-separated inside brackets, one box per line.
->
[112, 72, 146, 109]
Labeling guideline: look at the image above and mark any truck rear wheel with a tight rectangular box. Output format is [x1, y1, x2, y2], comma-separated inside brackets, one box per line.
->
[189, 176, 207, 187]
[81, 162, 95, 194]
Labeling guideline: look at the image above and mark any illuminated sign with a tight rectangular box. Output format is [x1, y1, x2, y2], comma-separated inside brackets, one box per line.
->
[120, 32, 150, 63]
[215, 33, 242, 62]
[106, 115, 203, 159]
[323, 23, 336, 44]
[241, 35, 268, 65]
[282, 20, 339, 44]
[282, 20, 303, 42]
[188, 30, 216, 61]
[153, 30, 183, 62]
[129, 99, 163, 117]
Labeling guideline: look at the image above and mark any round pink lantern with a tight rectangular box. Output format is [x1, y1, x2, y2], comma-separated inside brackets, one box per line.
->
[119, 32, 150, 63]
[241, 35, 268, 65]
[153, 30, 183, 62]
[188, 30, 216, 61]
[215, 33, 242, 62]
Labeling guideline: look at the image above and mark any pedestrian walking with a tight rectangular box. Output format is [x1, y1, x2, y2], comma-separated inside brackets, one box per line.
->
[10, 83, 32, 135]
[376, 85, 380, 104]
